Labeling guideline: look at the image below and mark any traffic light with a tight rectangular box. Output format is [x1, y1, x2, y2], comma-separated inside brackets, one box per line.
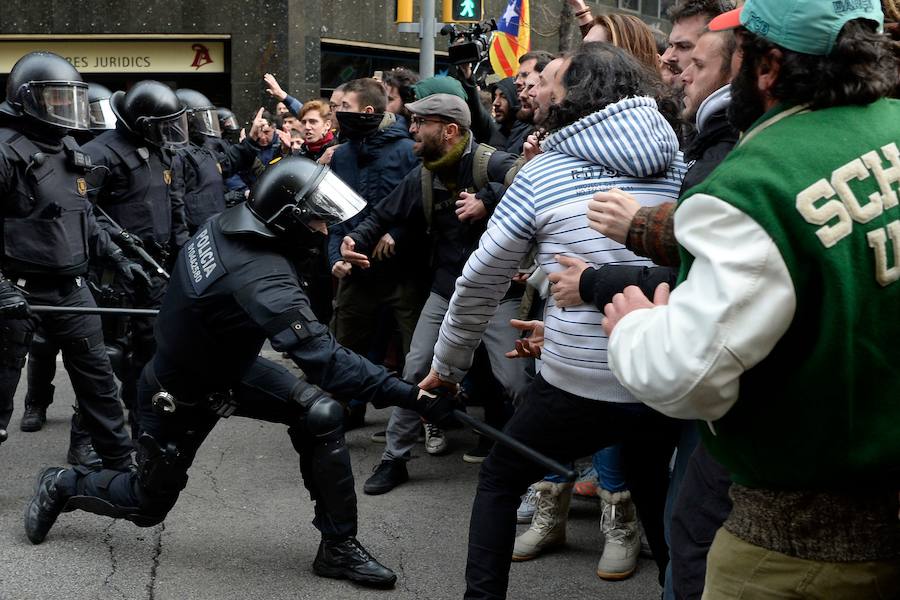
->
[396, 0, 414, 23]
[443, 0, 483, 23]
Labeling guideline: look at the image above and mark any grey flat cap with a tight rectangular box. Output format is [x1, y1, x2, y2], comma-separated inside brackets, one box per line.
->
[405, 93, 471, 128]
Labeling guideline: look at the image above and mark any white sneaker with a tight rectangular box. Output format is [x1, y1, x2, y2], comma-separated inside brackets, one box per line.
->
[424, 422, 448, 455]
[516, 484, 539, 524]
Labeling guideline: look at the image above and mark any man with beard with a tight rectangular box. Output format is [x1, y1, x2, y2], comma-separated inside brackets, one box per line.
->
[603, 1, 900, 597]
[326, 77, 423, 429]
[340, 93, 528, 494]
[661, 0, 733, 87]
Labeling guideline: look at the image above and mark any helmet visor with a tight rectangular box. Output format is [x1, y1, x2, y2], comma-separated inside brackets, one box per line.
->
[220, 114, 239, 131]
[141, 111, 189, 149]
[89, 97, 117, 130]
[190, 107, 222, 138]
[21, 81, 90, 130]
[298, 170, 366, 228]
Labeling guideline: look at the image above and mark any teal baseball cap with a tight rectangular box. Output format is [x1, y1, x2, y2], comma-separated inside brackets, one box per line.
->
[709, 0, 884, 56]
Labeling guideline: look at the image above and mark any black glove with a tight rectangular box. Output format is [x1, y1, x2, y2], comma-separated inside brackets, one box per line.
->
[111, 250, 152, 288]
[413, 388, 457, 428]
[0, 279, 31, 319]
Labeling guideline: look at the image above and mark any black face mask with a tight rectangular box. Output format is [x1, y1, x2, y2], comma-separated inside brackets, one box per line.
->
[335, 111, 383, 140]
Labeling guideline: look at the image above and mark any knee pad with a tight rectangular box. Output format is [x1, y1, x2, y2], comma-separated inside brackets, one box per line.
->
[291, 382, 343, 440]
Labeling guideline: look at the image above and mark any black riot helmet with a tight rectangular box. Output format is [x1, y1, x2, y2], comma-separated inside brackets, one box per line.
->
[216, 107, 239, 133]
[0, 51, 90, 131]
[87, 83, 117, 132]
[218, 157, 365, 244]
[110, 80, 188, 149]
[175, 88, 221, 139]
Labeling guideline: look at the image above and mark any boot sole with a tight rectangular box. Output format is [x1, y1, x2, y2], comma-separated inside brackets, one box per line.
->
[596, 567, 636, 581]
[313, 561, 397, 589]
[20, 422, 45, 432]
[511, 539, 565, 562]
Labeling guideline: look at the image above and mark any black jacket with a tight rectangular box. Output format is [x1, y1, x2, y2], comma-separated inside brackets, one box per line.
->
[153, 206, 418, 409]
[347, 137, 517, 299]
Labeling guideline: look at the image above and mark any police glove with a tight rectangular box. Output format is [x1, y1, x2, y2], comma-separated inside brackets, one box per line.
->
[111, 251, 152, 288]
[0, 279, 31, 319]
[413, 388, 456, 429]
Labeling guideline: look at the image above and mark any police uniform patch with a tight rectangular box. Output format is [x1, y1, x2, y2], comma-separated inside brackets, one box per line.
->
[184, 225, 227, 294]
[163, 170, 173, 185]
[76, 177, 87, 196]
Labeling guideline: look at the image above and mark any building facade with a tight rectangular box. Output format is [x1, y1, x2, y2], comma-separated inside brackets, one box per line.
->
[0, 0, 671, 128]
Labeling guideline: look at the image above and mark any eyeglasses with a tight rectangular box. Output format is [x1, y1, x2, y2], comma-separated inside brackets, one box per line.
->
[410, 116, 449, 128]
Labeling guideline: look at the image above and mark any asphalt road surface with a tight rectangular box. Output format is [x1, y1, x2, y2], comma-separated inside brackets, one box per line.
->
[0, 351, 662, 600]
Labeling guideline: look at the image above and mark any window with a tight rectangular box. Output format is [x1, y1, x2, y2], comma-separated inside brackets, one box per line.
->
[618, 0, 640, 11]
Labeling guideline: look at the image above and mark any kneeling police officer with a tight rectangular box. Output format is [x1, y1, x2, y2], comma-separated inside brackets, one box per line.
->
[24, 157, 454, 589]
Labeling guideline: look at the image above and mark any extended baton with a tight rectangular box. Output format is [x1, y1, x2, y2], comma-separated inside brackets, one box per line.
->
[452, 409, 577, 481]
[30, 305, 160, 317]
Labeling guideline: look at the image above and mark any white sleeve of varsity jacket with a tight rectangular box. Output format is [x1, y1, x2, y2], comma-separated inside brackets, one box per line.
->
[607, 193, 797, 422]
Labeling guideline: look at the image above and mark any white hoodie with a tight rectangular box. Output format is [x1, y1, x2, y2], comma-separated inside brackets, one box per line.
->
[432, 97, 686, 401]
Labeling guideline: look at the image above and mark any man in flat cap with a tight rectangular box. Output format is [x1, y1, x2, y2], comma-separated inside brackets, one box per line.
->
[341, 91, 530, 494]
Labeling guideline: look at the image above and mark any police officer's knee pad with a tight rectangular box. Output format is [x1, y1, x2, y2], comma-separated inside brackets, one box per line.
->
[292, 385, 343, 440]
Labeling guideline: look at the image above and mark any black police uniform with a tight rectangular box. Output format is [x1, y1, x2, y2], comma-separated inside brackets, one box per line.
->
[170, 136, 260, 234]
[83, 126, 189, 433]
[0, 122, 133, 468]
[51, 204, 424, 535]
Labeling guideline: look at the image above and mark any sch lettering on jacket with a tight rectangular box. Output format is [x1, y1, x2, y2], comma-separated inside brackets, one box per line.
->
[185, 226, 226, 293]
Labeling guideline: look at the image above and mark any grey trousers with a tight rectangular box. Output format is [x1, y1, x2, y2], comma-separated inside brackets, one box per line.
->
[384, 292, 532, 462]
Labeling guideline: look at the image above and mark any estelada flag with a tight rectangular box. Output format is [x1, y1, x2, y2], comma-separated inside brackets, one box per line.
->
[489, 0, 530, 78]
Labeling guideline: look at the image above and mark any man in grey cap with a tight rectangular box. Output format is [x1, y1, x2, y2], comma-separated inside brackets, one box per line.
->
[341, 92, 530, 494]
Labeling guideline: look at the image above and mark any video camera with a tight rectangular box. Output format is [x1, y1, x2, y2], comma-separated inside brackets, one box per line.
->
[441, 19, 497, 66]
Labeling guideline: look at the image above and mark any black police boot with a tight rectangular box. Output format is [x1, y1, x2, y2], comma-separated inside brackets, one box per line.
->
[24, 467, 69, 544]
[67, 410, 102, 469]
[20, 402, 47, 432]
[363, 459, 408, 496]
[313, 536, 397, 589]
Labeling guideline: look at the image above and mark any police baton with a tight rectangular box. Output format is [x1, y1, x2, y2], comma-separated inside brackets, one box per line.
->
[92, 203, 170, 280]
[452, 409, 577, 481]
[30, 305, 160, 317]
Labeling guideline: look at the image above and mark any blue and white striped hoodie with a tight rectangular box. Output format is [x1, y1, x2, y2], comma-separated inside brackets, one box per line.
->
[432, 97, 686, 402]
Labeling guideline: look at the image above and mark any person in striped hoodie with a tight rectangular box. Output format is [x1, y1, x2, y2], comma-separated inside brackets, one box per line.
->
[419, 42, 686, 599]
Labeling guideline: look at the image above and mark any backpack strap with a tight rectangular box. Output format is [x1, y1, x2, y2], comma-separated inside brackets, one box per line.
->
[420, 165, 434, 233]
[472, 143, 495, 191]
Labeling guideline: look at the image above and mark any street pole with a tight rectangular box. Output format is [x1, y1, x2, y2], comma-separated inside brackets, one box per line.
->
[420, 0, 436, 77]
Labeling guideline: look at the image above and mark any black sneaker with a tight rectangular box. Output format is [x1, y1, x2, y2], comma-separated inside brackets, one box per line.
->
[462, 435, 494, 464]
[363, 460, 408, 495]
[24, 467, 68, 544]
[20, 404, 47, 432]
[313, 536, 397, 588]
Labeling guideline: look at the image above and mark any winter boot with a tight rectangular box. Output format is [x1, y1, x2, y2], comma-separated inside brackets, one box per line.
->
[596, 488, 640, 580]
[512, 481, 573, 561]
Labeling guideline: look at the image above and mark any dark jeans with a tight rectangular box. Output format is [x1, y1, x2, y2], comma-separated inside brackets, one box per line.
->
[0, 278, 132, 467]
[669, 443, 732, 600]
[465, 374, 679, 600]
[58, 355, 359, 538]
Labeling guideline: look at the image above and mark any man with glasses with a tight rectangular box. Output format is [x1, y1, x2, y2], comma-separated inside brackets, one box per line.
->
[340, 92, 530, 494]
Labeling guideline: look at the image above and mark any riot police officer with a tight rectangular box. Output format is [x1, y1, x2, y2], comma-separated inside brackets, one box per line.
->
[0, 51, 143, 469]
[170, 88, 261, 234]
[83, 80, 191, 437]
[24, 157, 455, 590]
[20, 81, 121, 468]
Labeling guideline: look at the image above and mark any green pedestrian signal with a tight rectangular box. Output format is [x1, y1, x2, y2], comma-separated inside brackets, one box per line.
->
[446, 0, 483, 22]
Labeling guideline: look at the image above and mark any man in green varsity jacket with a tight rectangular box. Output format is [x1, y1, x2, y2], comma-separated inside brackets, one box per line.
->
[600, 1, 900, 597]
